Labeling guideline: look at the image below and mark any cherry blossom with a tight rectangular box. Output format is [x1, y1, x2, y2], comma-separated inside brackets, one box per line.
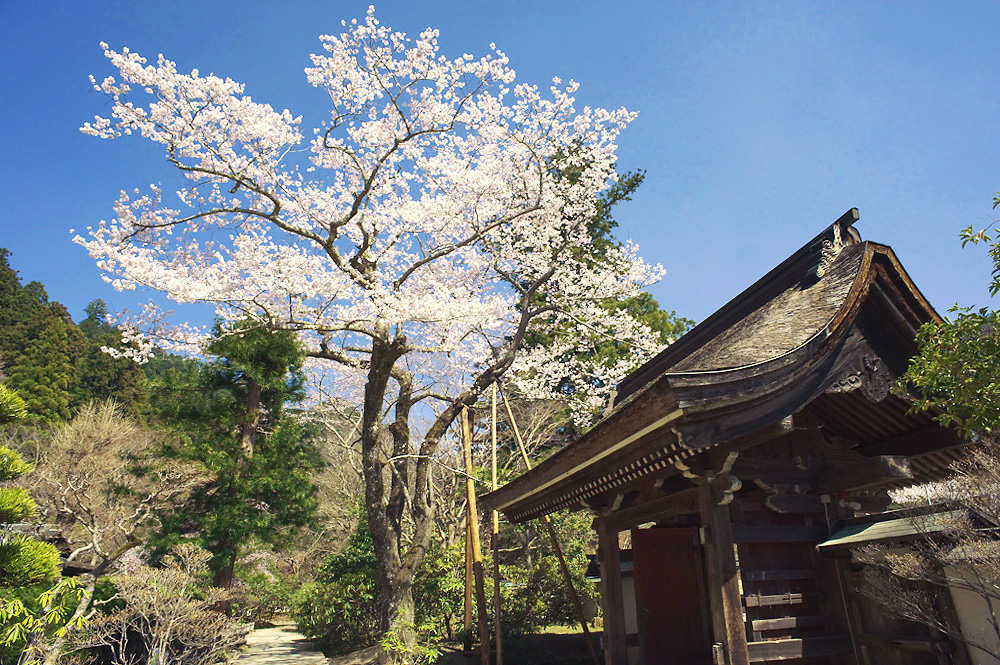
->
[79, 8, 665, 658]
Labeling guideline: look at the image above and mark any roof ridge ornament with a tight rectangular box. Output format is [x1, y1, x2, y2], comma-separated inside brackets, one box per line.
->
[816, 208, 861, 279]
[826, 350, 893, 403]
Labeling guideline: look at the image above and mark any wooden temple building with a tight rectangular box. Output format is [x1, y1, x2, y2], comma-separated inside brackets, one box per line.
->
[483, 210, 973, 665]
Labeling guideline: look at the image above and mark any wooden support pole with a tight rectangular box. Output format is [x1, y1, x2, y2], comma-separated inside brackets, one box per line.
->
[462, 406, 492, 665]
[596, 517, 627, 665]
[464, 502, 473, 652]
[491, 383, 504, 665]
[499, 385, 602, 665]
[699, 485, 750, 665]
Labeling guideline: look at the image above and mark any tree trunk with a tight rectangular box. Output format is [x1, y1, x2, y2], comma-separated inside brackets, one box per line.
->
[239, 377, 261, 459]
[214, 549, 236, 589]
[379, 572, 419, 664]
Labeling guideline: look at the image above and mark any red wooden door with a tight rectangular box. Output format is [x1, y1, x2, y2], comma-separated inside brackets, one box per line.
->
[631, 527, 713, 665]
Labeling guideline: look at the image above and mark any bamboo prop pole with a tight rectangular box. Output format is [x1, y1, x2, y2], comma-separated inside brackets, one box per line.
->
[491, 383, 504, 665]
[464, 506, 473, 653]
[461, 406, 492, 665]
[498, 385, 602, 665]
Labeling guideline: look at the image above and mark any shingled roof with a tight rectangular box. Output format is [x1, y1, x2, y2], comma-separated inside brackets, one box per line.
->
[615, 208, 866, 398]
[484, 209, 968, 524]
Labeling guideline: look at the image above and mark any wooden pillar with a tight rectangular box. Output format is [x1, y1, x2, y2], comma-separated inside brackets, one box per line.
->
[596, 516, 628, 665]
[699, 485, 750, 665]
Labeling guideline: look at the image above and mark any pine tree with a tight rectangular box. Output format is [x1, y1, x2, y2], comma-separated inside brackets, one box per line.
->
[0, 384, 60, 589]
[147, 323, 320, 588]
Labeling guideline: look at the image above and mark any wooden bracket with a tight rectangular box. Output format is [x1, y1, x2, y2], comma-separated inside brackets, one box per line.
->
[817, 455, 912, 494]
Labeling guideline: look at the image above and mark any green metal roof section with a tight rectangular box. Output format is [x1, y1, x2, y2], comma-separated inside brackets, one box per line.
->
[817, 510, 966, 552]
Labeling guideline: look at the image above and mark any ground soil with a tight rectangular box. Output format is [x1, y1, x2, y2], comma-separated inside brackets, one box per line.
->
[236, 619, 599, 665]
[235, 623, 330, 665]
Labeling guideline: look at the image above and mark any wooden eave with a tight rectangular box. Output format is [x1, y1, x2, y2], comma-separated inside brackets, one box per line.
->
[484, 212, 959, 524]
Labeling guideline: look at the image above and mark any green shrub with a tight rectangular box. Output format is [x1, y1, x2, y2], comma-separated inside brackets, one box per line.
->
[0, 444, 31, 481]
[0, 385, 28, 425]
[293, 509, 596, 656]
[234, 571, 297, 626]
[293, 572, 379, 655]
[292, 520, 380, 655]
[0, 578, 86, 662]
[0, 488, 37, 524]
[0, 535, 60, 587]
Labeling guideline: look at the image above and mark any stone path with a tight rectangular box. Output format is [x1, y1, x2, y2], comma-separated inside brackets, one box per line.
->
[236, 624, 329, 665]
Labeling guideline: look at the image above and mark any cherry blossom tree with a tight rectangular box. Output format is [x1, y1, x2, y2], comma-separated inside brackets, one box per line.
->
[79, 8, 664, 659]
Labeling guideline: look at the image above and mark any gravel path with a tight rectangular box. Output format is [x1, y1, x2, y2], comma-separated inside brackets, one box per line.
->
[236, 624, 329, 665]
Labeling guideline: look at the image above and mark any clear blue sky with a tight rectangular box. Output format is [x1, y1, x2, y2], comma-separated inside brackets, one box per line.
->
[1, 1, 997, 327]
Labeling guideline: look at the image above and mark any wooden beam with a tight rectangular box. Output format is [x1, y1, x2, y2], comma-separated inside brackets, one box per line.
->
[743, 592, 825, 608]
[731, 525, 828, 544]
[485, 381, 681, 513]
[751, 615, 833, 632]
[817, 455, 912, 494]
[604, 486, 700, 531]
[595, 517, 627, 665]
[856, 633, 954, 654]
[463, 511, 473, 652]
[699, 486, 750, 665]
[490, 384, 503, 665]
[743, 569, 819, 582]
[764, 493, 825, 514]
[747, 636, 852, 661]
[862, 426, 964, 458]
[499, 387, 601, 665]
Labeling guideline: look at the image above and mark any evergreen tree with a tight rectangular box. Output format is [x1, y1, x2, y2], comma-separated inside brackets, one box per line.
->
[0, 250, 85, 423]
[147, 323, 320, 588]
[6, 317, 77, 424]
[72, 300, 145, 413]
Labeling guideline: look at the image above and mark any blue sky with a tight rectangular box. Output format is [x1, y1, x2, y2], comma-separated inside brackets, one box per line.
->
[1, 1, 997, 327]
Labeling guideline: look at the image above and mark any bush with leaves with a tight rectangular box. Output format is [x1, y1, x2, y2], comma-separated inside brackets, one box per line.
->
[1, 579, 87, 665]
[294, 506, 594, 658]
[292, 516, 453, 660]
[904, 218, 1000, 439]
[72, 544, 248, 665]
[492, 509, 596, 636]
[293, 518, 381, 655]
[0, 441, 60, 591]
[0, 384, 66, 665]
[7, 401, 203, 665]
[229, 549, 298, 627]
[904, 306, 1000, 438]
[0, 384, 28, 424]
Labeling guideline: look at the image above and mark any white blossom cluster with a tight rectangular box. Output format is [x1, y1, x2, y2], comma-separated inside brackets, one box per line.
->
[78, 7, 665, 428]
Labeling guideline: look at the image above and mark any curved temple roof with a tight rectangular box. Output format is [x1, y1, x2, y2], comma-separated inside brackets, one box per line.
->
[485, 209, 966, 523]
